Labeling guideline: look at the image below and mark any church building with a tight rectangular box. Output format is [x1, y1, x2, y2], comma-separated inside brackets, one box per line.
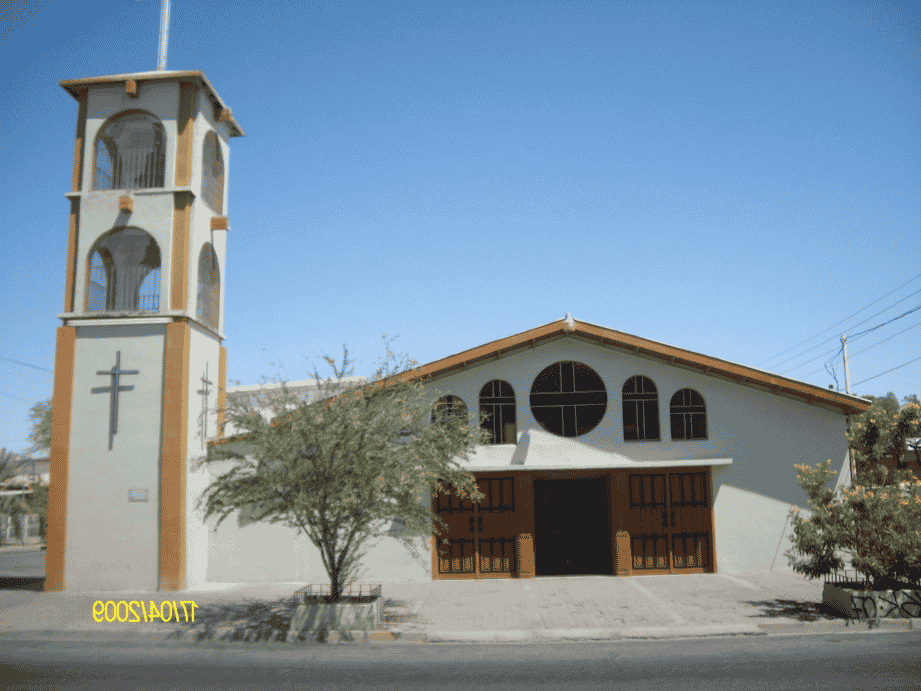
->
[207, 316, 870, 584]
[44, 66, 871, 592]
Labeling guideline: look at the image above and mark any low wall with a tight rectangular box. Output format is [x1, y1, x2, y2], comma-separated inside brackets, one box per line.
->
[823, 583, 921, 619]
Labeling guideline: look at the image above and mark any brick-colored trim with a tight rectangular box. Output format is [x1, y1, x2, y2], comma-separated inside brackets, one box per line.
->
[65, 198, 80, 313]
[44, 326, 77, 591]
[70, 88, 87, 192]
[160, 320, 190, 590]
[210, 216, 228, 230]
[379, 319, 871, 417]
[174, 81, 196, 188]
[125, 79, 138, 98]
[60, 71, 244, 137]
[170, 192, 192, 311]
[217, 346, 227, 437]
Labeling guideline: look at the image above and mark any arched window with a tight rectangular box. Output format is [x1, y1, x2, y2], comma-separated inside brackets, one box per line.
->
[622, 375, 660, 441]
[670, 389, 708, 440]
[479, 380, 517, 444]
[93, 111, 165, 190]
[431, 395, 468, 425]
[87, 228, 161, 312]
[530, 361, 607, 437]
[201, 131, 225, 214]
[196, 243, 220, 329]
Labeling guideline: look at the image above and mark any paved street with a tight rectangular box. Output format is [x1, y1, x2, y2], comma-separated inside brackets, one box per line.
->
[1, 632, 920, 690]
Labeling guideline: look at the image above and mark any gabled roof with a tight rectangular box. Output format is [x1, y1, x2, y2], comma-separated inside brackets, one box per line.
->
[209, 316, 870, 447]
[60, 70, 244, 137]
[379, 315, 872, 416]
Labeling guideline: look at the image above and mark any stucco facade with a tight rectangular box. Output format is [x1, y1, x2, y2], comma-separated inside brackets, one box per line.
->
[203, 320, 868, 584]
[46, 70, 241, 592]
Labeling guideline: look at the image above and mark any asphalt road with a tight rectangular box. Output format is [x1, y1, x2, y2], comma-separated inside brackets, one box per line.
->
[1, 632, 919, 690]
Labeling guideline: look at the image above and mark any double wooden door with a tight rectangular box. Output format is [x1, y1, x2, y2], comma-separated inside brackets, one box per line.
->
[629, 471, 712, 573]
[435, 477, 517, 578]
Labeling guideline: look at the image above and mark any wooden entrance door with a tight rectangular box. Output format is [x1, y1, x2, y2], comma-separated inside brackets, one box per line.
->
[434, 488, 476, 576]
[629, 471, 712, 573]
[476, 477, 517, 576]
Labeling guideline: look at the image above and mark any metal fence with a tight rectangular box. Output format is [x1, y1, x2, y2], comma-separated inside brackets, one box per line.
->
[294, 583, 382, 602]
[88, 265, 160, 312]
[0, 513, 41, 544]
[826, 568, 921, 588]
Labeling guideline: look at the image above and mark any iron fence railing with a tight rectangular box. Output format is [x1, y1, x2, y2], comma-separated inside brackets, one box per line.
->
[95, 147, 165, 190]
[294, 584, 382, 602]
[88, 264, 160, 313]
[826, 568, 921, 588]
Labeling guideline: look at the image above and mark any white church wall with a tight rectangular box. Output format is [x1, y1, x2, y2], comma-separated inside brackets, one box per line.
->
[80, 81, 180, 195]
[185, 323, 221, 588]
[66, 324, 166, 591]
[417, 336, 849, 574]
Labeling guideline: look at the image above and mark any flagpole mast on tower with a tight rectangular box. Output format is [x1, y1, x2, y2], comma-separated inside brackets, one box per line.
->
[157, 0, 171, 70]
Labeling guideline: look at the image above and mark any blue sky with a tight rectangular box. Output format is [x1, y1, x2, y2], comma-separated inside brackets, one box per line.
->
[1, 0, 919, 455]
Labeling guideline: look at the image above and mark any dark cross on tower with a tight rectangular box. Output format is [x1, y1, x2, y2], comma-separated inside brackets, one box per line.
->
[197, 363, 213, 449]
[92, 351, 139, 450]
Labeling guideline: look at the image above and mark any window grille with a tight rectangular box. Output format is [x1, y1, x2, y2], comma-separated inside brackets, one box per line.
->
[670, 389, 707, 440]
[478, 537, 516, 573]
[477, 477, 515, 511]
[93, 111, 165, 190]
[479, 380, 516, 444]
[438, 538, 475, 574]
[431, 395, 468, 424]
[196, 243, 220, 329]
[529, 361, 607, 437]
[622, 375, 660, 441]
[201, 131, 225, 214]
[87, 228, 161, 313]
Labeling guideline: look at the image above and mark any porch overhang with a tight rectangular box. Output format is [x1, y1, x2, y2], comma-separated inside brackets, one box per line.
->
[456, 428, 733, 472]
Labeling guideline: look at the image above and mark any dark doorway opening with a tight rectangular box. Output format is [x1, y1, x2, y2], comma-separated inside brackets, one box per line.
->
[534, 477, 613, 576]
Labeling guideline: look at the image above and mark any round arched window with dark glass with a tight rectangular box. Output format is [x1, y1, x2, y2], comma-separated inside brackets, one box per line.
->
[93, 111, 165, 190]
[431, 395, 468, 425]
[529, 361, 607, 437]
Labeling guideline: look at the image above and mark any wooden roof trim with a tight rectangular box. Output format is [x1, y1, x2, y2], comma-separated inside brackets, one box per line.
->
[59, 70, 245, 137]
[209, 317, 871, 448]
[381, 318, 870, 415]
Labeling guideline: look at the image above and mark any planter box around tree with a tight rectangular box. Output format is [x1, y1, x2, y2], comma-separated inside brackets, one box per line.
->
[822, 574, 921, 620]
[287, 584, 382, 642]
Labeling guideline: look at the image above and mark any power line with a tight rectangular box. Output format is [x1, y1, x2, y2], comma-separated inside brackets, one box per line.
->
[0, 392, 33, 403]
[0, 356, 53, 373]
[848, 321, 921, 359]
[755, 271, 921, 367]
[852, 357, 921, 388]
[846, 303, 921, 342]
[779, 343, 843, 375]
[787, 321, 921, 381]
[769, 294, 921, 373]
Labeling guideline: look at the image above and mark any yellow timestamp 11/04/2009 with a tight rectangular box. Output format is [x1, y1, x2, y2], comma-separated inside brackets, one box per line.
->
[91, 600, 198, 624]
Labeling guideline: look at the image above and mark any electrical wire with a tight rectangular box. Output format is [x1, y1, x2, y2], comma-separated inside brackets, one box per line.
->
[852, 357, 921, 387]
[786, 321, 921, 381]
[770, 298, 921, 373]
[0, 356, 53, 373]
[755, 272, 921, 367]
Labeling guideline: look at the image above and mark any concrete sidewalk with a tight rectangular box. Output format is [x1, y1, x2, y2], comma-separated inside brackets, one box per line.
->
[0, 571, 917, 646]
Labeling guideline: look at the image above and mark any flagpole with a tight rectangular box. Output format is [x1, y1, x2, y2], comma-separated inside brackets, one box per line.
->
[157, 0, 171, 71]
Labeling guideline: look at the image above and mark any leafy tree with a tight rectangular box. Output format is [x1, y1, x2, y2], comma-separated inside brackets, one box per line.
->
[786, 459, 921, 589]
[0, 448, 30, 545]
[26, 398, 52, 455]
[846, 394, 920, 484]
[197, 340, 490, 602]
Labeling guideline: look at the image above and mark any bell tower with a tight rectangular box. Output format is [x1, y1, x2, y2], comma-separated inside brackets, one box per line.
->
[46, 70, 244, 591]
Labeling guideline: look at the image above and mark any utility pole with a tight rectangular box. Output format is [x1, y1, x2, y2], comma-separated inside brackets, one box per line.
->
[841, 334, 852, 395]
[157, 0, 171, 71]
